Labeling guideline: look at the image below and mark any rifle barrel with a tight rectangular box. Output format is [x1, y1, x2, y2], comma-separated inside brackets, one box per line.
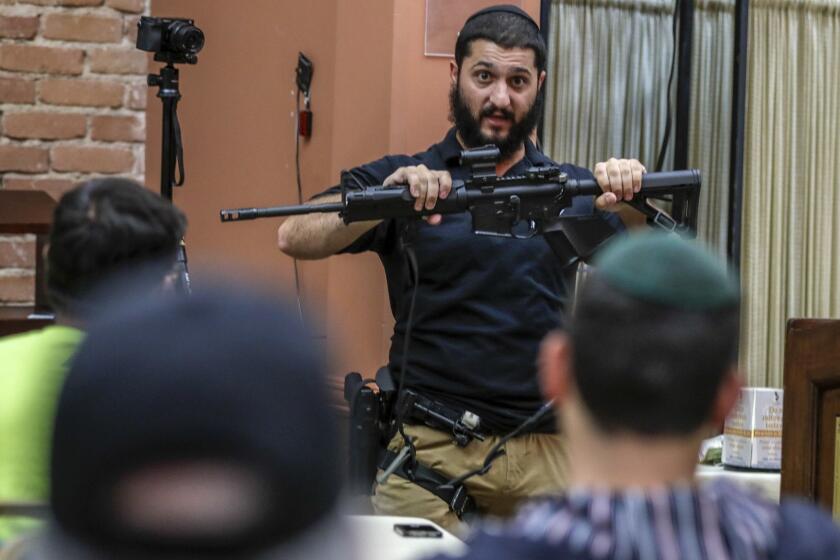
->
[219, 169, 701, 223]
[220, 201, 344, 222]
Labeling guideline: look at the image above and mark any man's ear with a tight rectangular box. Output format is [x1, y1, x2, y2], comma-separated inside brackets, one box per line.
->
[711, 367, 743, 426]
[537, 70, 546, 91]
[450, 60, 459, 86]
[539, 331, 572, 403]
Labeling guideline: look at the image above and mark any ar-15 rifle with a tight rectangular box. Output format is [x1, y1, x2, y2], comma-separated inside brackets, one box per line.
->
[220, 146, 701, 265]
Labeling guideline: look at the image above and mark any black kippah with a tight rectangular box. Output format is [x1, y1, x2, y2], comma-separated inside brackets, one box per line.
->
[463, 4, 540, 32]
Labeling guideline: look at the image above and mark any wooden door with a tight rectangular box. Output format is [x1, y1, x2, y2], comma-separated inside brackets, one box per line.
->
[781, 319, 840, 517]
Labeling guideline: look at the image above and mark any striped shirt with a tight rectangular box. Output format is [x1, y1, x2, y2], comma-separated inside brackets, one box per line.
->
[434, 480, 840, 560]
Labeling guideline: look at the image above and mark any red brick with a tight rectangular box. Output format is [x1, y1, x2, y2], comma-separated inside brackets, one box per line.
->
[0, 44, 84, 75]
[0, 145, 49, 172]
[50, 145, 134, 173]
[0, 271, 35, 303]
[106, 0, 144, 13]
[0, 16, 39, 39]
[0, 238, 36, 268]
[0, 77, 36, 104]
[90, 114, 143, 141]
[18, 0, 102, 5]
[89, 47, 148, 75]
[4, 176, 76, 200]
[125, 81, 147, 110]
[40, 78, 123, 108]
[43, 13, 122, 43]
[125, 15, 140, 43]
[3, 112, 87, 140]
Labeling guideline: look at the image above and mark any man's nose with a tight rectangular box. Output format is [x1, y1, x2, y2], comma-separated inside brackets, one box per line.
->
[489, 82, 511, 109]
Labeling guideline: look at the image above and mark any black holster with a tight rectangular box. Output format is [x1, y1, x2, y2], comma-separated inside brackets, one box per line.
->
[344, 367, 396, 495]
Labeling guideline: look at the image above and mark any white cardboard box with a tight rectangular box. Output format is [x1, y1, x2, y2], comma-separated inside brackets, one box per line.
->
[723, 388, 784, 469]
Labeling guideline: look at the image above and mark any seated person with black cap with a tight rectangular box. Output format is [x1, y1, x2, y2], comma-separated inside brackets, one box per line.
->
[20, 287, 348, 560]
[431, 233, 840, 559]
[0, 179, 185, 545]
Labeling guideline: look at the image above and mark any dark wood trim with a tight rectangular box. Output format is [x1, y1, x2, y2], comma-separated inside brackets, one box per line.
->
[0, 191, 55, 234]
[674, 0, 693, 169]
[538, 0, 552, 148]
[0, 307, 53, 337]
[727, 0, 749, 265]
[781, 319, 840, 508]
[672, 0, 694, 221]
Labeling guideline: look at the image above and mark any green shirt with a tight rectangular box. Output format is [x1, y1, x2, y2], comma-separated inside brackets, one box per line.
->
[0, 325, 84, 542]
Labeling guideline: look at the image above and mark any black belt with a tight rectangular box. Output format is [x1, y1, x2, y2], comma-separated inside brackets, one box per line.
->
[399, 389, 485, 447]
[379, 449, 475, 518]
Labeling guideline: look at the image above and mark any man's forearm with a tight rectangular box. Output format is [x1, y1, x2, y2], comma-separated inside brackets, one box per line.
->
[276, 194, 381, 260]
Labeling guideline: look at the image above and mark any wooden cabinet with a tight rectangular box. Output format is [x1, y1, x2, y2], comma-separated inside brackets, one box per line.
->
[0, 191, 55, 336]
[781, 319, 840, 519]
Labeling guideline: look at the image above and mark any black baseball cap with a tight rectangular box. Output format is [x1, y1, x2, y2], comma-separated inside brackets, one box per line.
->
[48, 285, 342, 557]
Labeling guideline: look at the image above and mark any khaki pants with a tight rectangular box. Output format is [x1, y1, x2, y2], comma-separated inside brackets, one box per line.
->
[371, 423, 567, 535]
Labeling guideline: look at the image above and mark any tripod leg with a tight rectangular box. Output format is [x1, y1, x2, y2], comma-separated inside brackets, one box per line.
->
[175, 238, 191, 294]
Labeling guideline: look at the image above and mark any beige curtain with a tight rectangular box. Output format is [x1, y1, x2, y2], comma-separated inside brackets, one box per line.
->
[690, 0, 734, 256]
[543, 0, 735, 257]
[545, 0, 840, 388]
[740, 0, 840, 388]
[543, 0, 674, 168]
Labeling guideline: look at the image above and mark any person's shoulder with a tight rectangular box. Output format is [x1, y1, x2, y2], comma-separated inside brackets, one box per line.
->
[526, 142, 594, 181]
[773, 498, 840, 559]
[539, 157, 594, 181]
[351, 131, 450, 178]
[428, 498, 578, 560]
[542, 158, 594, 181]
[0, 328, 48, 358]
[557, 162, 595, 181]
[0, 326, 82, 371]
[348, 151, 436, 187]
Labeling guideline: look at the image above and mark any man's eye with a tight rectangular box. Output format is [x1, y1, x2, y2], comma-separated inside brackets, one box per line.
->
[477, 71, 491, 82]
[511, 76, 528, 88]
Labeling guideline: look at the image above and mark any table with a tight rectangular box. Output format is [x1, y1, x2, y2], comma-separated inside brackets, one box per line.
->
[696, 464, 781, 502]
[348, 515, 466, 560]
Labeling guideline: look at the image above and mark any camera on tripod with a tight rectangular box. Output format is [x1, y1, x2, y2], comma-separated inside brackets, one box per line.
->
[136, 16, 204, 64]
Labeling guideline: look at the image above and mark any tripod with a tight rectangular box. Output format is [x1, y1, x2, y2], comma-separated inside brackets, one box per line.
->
[148, 62, 190, 293]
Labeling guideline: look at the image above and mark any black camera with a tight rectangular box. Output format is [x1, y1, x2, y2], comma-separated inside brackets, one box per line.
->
[136, 16, 204, 64]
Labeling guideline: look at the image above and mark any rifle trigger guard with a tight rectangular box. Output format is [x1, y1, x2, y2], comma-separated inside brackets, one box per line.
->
[512, 219, 538, 240]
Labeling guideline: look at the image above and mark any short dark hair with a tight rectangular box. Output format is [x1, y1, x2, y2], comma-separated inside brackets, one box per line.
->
[46, 178, 186, 316]
[568, 276, 740, 435]
[455, 8, 547, 74]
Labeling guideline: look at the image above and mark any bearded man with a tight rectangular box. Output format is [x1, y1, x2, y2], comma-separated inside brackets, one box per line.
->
[277, 5, 644, 533]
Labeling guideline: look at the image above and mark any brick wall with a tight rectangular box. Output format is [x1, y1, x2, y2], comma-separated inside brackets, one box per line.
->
[0, 0, 149, 307]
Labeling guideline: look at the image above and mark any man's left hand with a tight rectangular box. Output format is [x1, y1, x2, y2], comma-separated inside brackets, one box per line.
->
[593, 158, 646, 212]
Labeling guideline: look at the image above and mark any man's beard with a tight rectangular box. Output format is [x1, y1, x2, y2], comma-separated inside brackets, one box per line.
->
[449, 80, 543, 160]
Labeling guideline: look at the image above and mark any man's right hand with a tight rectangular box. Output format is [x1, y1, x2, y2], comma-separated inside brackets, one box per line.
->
[383, 165, 452, 226]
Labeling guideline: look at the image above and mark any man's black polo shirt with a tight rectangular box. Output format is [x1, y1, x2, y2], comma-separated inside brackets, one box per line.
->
[320, 128, 622, 433]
